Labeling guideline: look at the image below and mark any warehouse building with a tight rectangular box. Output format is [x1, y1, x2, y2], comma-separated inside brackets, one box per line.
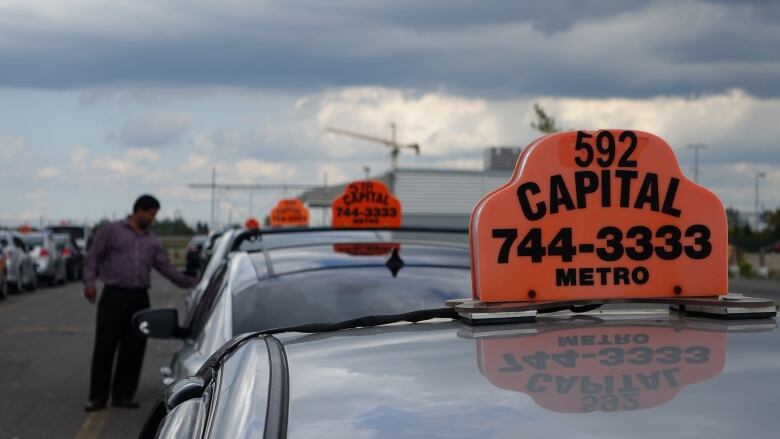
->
[300, 147, 521, 228]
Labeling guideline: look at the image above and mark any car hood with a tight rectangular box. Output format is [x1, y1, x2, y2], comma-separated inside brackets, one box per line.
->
[279, 315, 779, 439]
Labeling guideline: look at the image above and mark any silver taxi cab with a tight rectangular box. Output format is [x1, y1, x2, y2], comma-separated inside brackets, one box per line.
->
[139, 130, 779, 439]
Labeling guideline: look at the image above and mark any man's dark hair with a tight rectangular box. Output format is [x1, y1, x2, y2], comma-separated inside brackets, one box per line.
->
[133, 194, 161, 212]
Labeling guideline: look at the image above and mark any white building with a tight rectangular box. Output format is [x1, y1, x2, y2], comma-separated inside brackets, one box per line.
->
[300, 147, 521, 228]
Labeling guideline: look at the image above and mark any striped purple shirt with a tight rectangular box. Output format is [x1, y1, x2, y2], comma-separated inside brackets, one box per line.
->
[83, 219, 196, 290]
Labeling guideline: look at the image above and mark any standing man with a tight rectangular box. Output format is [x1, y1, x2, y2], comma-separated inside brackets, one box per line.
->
[83, 195, 196, 411]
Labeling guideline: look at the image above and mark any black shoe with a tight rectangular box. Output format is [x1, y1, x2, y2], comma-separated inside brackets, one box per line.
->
[111, 399, 140, 409]
[84, 401, 106, 412]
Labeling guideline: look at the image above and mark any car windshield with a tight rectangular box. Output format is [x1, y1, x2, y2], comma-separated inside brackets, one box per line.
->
[190, 235, 207, 245]
[232, 265, 471, 334]
[48, 227, 84, 240]
[231, 244, 471, 333]
[20, 235, 44, 247]
[52, 234, 74, 247]
[206, 233, 223, 249]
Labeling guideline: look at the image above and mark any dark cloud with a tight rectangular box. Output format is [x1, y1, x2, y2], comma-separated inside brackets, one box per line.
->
[300, 0, 656, 34]
[0, 0, 777, 98]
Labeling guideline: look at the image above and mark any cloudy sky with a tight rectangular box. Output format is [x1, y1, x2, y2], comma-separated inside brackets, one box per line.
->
[0, 0, 778, 226]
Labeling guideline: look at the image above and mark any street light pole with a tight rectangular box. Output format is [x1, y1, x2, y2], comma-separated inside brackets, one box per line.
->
[210, 167, 216, 231]
[755, 172, 766, 230]
[687, 144, 706, 184]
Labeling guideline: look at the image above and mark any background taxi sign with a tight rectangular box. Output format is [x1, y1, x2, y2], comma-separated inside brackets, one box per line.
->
[269, 198, 309, 227]
[331, 180, 401, 228]
[244, 217, 260, 229]
[471, 130, 727, 302]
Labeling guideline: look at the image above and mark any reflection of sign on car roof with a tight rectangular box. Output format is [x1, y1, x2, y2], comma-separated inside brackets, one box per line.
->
[269, 198, 309, 227]
[470, 130, 727, 302]
[332, 180, 401, 228]
[469, 322, 727, 413]
[333, 243, 399, 256]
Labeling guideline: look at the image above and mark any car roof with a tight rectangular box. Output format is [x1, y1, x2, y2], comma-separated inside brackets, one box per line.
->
[210, 313, 779, 439]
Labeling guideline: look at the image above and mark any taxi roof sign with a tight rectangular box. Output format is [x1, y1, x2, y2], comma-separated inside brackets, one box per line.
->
[470, 130, 728, 303]
[331, 180, 401, 228]
[244, 217, 260, 229]
[269, 198, 309, 227]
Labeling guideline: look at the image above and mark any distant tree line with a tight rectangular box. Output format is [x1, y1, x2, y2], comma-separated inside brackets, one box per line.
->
[89, 218, 209, 236]
[728, 208, 780, 251]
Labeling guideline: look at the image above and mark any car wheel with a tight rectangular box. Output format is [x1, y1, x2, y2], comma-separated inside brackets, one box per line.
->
[0, 277, 7, 300]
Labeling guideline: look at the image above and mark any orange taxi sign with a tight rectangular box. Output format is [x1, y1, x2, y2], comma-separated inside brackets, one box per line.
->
[244, 217, 260, 229]
[470, 130, 727, 302]
[269, 198, 309, 227]
[331, 180, 401, 228]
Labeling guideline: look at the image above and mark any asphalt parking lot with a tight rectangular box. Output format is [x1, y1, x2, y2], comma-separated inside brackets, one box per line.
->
[0, 274, 187, 439]
[0, 275, 777, 439]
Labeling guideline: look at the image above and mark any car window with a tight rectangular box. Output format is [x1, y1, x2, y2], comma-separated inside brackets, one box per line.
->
[21, 235, 44, 247]
[0, 237, 7, 247]
[206, 233, 223, 250]
[190, 235, 207, 245]
[189, 263, 229, 336]
[13, 237, 25, 249]
[154, 399, 203, 439]
[53, 234, 76, 247]
[48, 226, 85, 240]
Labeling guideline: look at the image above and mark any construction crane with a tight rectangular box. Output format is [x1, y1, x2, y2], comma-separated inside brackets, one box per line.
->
[325, 123, 420, 173]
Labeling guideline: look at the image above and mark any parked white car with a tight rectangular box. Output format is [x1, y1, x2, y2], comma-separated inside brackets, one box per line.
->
[20, 231, 66, 286]
[0, 230, 38, 292]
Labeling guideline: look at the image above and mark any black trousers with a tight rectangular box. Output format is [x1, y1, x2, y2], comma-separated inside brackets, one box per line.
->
[88, 285, 150, 403]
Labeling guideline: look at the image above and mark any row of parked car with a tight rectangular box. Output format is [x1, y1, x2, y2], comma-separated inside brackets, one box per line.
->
[0, 226, 90, 300]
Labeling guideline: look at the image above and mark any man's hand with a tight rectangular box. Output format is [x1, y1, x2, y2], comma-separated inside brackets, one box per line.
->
[84, 287, 97, 304]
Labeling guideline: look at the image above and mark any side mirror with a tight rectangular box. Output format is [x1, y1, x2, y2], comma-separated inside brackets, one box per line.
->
[133, 308, 185, 339]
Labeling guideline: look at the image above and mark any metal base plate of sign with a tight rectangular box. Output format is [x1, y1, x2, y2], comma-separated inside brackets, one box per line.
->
[447, 294, 777, 325]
